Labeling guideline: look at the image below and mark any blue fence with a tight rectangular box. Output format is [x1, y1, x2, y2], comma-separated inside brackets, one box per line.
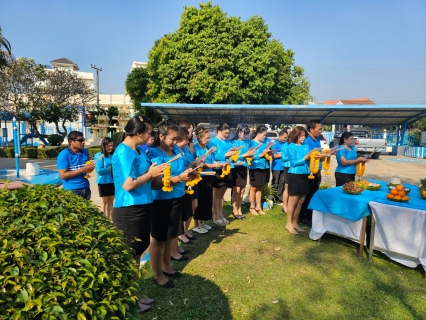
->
[321, 131, 416, 147]
[404, 147, 426, 159]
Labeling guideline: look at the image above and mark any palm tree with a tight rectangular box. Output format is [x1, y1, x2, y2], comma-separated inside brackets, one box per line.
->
[0, 26, 12, 68]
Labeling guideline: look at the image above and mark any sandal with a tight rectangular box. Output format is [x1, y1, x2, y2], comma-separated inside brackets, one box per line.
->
[192, 226, 208, 234]
[213, 219, 226, 226]
[232, 213, 244, 220]
[249, 207, 259, 215]
[256, 209, 266, 215]
[200, 223, 212, 230]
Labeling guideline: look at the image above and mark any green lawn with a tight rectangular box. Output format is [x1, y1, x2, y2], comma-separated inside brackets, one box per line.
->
[138, 204, 425, 320]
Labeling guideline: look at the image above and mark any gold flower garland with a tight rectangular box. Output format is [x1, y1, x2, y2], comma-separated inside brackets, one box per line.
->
[308, 150, 320, 179]
[264, 152, 272, 161]
[185, 167, 203, 194]
[84, 160, 94, 179]
[245, 156, 253, 166]
[356, 158, 365, 180]
[322, 149, 331, 175]
[220, 164, 231, 178]
[229, 150, 240, 162]
[162, 164, 173, 192]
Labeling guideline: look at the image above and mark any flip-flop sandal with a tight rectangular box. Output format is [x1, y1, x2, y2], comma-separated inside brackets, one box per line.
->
[213, 219, 226, 226]
[249, 207, 259, 215]
[192, 227, 208, 234]
[200, 223, 212, 230]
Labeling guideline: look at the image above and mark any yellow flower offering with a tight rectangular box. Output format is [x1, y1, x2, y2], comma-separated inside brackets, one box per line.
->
[84, 160, 94, 179]
[230, 150, 240, 162]
[308, 150, 320, 179]
[220, 164, 231, 178]
[356, 158, 365, 180]
[162, 164, 173, 192]
[246, 156, 253, 166]
[264, 152, 272, 161]
[322, 149, 331, 175]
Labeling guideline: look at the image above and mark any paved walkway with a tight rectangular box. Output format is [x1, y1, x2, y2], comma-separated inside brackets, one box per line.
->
[1, 154, 425, 208]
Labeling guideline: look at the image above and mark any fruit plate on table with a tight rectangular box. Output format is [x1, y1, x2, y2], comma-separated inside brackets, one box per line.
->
[343, 190, 363, 195]
[388, 185, 411, 194]
[365, 183, 381, 191]
[387, 197, 410, 203]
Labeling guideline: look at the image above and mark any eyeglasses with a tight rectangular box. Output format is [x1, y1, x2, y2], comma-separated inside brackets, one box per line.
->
[74, 138, 85, 142]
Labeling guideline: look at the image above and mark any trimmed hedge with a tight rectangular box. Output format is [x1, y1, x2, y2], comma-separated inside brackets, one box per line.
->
[0, 184, 141, 319]
[0, 147, 101, 160]
[47, 134, 65, 146]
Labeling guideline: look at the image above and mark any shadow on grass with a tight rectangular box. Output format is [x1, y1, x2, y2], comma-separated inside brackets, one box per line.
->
[138, 274, 232, 320]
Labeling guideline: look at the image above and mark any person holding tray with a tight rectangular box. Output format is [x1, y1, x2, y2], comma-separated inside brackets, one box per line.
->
[247, 125, 273, 215]
[335, 131, 370, 186]
[148, 120, 193, 288]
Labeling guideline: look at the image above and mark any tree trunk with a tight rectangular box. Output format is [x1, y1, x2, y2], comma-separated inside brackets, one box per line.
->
[54, 121, 67, 137]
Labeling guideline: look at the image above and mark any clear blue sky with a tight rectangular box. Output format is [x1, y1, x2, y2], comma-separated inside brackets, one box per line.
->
[1, 0, 425, 103]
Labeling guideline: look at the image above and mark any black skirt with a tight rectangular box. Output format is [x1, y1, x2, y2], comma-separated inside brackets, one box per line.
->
[335, 172, 355, 187]
[194, 175, 213, 221]
[98, 183, 115, 197]
[213, 169, 233, 189]
[231, 166, 248, 187]
[112, 204, 152, 256]
[249, 168, 270, 187]
[287, 173, 310, 195]
[182, 192, 193, 221]
[151, 197, 184, 241]
[283, 167, 290, 185]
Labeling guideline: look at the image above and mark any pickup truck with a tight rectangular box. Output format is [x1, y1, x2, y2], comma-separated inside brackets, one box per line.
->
[329, 130, 387, 159]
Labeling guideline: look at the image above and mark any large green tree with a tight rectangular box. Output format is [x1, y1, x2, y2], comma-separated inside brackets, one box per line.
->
[0, 26, 12, 69]
[147, 2, 312, 104]
[124, 67, 160, 122]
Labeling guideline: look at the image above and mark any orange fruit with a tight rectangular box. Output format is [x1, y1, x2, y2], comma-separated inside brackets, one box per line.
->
[386, 194, 394, 199]
[390, 189, 398, 196]
[402, 196, 409, 201]
[393, 195, 401, 200]
[395, 185, 404, 191]
[397, 191, 406, 197]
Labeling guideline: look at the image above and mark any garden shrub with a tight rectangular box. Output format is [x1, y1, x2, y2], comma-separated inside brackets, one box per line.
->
[0, 184, 141, 319]
[47, 134, 65, 146]
[87, 147, 101, 159]
[111, 132, 123, 146]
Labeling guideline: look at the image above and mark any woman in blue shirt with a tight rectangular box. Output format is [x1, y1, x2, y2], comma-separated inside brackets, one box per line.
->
[286, 126, 314, 235]
[248, 125, 272, 215]
[111, 116, 166, 311]
[335, 132, 370, 186]
[193, 125, 219, 233]
[148, 121, 193, 288]
[94, 137, 115, 219]
[231, 124, 253, 219]
[281, 138, 291, 213]
[209, 123, 236, 226]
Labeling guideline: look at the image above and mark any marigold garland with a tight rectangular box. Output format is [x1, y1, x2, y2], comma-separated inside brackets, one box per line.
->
[229, 150, 240, 162]
[220, 164, 231, 178]
[322, 149, 331, 175]
[162, 164, 173, 192]
[356, 158, 365, 180]
[308, 150, 320, 179]
[84, 160, 94, 179]
[264, 152, 272, 161]
[245, 156, 253, 166]
[185, 168, 203, 194]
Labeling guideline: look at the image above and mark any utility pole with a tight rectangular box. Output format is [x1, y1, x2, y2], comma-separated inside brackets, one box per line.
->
[91, 64, 102, 108]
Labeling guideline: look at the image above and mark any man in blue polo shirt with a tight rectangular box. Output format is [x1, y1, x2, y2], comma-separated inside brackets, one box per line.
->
[57, 131, 95, 200]
[300, 120, 335, 226]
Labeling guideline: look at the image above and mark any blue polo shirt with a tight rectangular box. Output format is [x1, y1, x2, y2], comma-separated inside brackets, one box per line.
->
[57, 147, 90, 190]
[112, 143, 153, 207]
[336, 146, 358, 174]
[304, 135, 322, 170]
[271, 139, 285, 171]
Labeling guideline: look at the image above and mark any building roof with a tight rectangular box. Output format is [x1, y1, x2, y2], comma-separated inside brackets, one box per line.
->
[50, 58, 79, 70]
[140, 103, 426, 126]
[322, 98, 375, 105]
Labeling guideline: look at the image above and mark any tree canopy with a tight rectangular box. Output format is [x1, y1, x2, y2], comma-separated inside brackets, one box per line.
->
[147, 2, 312, 105]
[0, 26, 12, 69]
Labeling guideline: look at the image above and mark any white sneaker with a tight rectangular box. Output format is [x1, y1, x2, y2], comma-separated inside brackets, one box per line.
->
[193, 226, 208, 234]
[200, 223, 212, 230]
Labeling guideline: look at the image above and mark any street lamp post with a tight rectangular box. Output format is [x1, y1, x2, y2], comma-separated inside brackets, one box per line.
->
[90, 64, 102, 108]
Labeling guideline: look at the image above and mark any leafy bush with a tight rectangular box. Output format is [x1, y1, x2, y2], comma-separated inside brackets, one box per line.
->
[111, 132, 123, 146]
[47, 134, 65, 146]
[87, 147, 101, 159]
[0, 184, 141, 319]
[0, 146, 67, 159]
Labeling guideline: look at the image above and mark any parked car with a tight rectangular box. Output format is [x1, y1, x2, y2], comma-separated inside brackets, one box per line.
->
[266, 131, 278, 142]
[329, 130, 387, 159]
[319, 134, 329, 149]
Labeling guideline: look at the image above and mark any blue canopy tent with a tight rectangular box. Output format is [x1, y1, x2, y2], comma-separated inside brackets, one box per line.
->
[140, 103, 426, 146]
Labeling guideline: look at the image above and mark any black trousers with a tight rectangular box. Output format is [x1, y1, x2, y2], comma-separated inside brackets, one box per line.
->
[335, 172, 355, 187]
[271, 170, 285, 202]
[300, 171, 322, 223]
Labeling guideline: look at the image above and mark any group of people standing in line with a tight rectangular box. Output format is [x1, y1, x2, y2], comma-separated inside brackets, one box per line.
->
[56, 116, 369, 312]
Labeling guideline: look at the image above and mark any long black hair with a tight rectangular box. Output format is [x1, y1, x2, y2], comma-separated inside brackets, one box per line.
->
[339, 131, 354, 145]
[100, 137, 114, 156]
[252, 125, 267, 140]
[233, 124, 251, 141]
[116, 115, 153, 146]
[153, 119, 179, 147]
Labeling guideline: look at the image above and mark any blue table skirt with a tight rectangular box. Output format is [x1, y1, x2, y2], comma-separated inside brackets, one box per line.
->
[308, 180, 390, 221]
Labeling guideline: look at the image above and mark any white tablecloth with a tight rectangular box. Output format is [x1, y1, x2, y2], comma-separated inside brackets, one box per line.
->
[369, 201, 426, 270]
[309, 210, 366, 244]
